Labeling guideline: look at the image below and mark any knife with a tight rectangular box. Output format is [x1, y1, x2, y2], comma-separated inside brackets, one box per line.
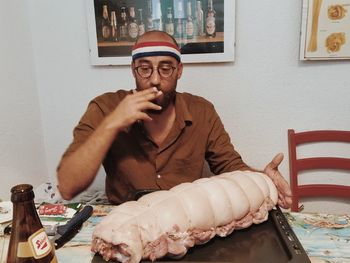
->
[52, 205, 93, 249]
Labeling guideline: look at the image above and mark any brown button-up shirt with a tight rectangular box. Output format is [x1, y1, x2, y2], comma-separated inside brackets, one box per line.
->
[59, 90, 248, 204]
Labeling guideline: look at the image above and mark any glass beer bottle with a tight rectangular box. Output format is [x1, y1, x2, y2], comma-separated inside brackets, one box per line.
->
[7, 184, 57, 263]
[186, 1, 194, 39]
[205, 0, 216, 37]
[101, 5, 111, 41]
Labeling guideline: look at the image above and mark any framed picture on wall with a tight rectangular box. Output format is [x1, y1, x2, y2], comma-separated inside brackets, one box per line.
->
[300, 0, 350, 60]
[86, 0, 235, 65]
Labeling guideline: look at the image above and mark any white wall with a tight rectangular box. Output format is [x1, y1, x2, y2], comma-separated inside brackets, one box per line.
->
[0, 0, 48, 200]
[1, 0, 349, 213]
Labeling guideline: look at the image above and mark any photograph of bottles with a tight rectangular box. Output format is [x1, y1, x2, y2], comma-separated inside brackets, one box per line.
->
[93, 0, 225, 58]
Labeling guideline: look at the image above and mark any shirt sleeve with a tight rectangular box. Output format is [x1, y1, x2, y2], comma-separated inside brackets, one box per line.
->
[57, 101, 105, 170]
[205, 105, 249, 174]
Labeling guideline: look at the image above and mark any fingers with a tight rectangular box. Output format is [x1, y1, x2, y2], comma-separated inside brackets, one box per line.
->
[264, 159, 293, 209]
[131, 88, 162, 110]
[264, 153, 284, 172]
[274, 174, 292, 196]
[108, 88, 163, 129]
[117, 88, 163, 125]
[273, 175, 292, 209]
[132, 89, 162, 114]
[133, 87, 162, 100]
[278, 193, 293, 209]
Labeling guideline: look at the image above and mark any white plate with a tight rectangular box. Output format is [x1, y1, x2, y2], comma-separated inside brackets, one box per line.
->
[0, 201, 12, 224]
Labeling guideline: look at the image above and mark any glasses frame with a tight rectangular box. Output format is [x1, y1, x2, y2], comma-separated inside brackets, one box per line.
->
[134, 65, 177, 79]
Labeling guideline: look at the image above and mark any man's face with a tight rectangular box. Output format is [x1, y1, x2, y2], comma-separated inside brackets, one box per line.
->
[132, 55, 183, 113]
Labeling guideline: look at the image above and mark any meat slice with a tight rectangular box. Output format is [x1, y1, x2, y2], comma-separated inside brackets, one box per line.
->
[91, 171, 278, 263]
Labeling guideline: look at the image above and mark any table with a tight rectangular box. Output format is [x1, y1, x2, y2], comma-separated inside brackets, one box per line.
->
[1, 206, 350, 263]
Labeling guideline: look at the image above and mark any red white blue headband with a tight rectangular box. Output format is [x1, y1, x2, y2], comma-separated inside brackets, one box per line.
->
[132, 41, 181, 62]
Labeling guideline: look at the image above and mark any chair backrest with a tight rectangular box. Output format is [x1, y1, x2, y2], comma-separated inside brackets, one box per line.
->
[288, 129, 350, 212]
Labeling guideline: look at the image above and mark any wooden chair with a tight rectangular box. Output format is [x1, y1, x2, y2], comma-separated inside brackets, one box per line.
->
[288, 129, 350, 212]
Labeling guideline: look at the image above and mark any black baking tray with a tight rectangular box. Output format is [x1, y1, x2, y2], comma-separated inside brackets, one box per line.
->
[92, 207, 310, 263]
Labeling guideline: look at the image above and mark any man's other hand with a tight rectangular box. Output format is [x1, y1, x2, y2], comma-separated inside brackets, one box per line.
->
[264, 153, 292, 209]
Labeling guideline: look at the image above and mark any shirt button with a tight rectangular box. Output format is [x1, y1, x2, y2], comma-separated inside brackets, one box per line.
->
[157, 174, 161, 179]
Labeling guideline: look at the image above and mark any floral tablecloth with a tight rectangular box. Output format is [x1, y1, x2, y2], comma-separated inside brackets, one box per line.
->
[1, 206, 350, 263]
[286, 212, 350, 263]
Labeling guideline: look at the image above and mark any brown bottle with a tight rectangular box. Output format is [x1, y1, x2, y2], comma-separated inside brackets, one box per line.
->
[7, 184, 57, 263]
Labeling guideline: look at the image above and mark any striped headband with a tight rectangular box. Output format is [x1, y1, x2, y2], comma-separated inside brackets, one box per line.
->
[132, 41, 181, 62]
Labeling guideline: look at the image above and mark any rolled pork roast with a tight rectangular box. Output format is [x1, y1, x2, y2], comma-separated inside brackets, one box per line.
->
[91, 170, 278, 262]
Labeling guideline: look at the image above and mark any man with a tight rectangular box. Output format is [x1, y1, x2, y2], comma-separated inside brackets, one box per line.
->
[57, 31, 292, 208]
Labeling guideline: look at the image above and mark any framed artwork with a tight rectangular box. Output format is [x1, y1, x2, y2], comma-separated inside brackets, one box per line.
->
[300, 0, 350, 60]
[86, 0, 235, 65]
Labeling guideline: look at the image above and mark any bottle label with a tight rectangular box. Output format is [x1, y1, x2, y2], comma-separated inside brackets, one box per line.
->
[102, 25, 111, 39]
[28, 228, 52, 259]
[128, 22, 139, 39]
[176, 20, 183, 35]
[186, 21, 194, 36]
[206, 16, 215, 35]
[166, 23, 174, 35]
[17, 241, 32, 258]
[138, 24, 145, 36]
[120, 25, 128, 38]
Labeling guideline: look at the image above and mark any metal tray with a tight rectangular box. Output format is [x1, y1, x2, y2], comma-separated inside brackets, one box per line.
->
[92, 207, 310, 263]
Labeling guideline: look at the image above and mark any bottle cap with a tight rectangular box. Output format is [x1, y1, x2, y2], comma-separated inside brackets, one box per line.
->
[11, 184, 35, 202]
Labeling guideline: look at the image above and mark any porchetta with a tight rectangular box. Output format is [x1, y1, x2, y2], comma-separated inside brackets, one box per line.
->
[91, 170, 278, 262]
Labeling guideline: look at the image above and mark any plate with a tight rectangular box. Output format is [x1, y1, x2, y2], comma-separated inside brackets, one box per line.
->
[0, 201, 12, 224]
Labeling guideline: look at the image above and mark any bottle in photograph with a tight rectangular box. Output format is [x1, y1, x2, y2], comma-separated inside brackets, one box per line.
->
[138, 8, 146, 36]
[110, 11, 118, 42]
[154, 1, 164, 31]
[128, 7, 139, 41]
[206, 0, 216, 37]
[174, 0, 185, 39]
[119, 6, 128, 41]
[165, 7, 175, 36]
[175, 18, 184, 39]
[146, 0, 154, 31]
[7, 184, 57, 263]
[101, 4, 111, 41]
[196, 0, 204, 36]
[186, 1, 194, 39]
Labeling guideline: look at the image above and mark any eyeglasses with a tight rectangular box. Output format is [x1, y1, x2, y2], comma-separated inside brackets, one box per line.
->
[134, 65, 177, 79]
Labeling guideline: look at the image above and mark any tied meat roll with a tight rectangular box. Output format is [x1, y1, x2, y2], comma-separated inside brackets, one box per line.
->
[91, 171, 278, 262]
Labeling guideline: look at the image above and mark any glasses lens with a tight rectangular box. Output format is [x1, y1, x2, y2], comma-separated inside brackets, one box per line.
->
[158, 67, 174, 78]
[137, 67, 152, 78]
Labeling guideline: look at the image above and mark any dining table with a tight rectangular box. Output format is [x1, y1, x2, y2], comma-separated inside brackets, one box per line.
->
[1, 203, 349, 263]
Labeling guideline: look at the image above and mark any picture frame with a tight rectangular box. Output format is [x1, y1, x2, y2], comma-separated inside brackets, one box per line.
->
[86, 0, 235, 65]
[300, 0, 350, 60]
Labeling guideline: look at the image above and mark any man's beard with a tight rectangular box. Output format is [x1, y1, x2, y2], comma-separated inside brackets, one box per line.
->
[147, 89, 176, 115]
